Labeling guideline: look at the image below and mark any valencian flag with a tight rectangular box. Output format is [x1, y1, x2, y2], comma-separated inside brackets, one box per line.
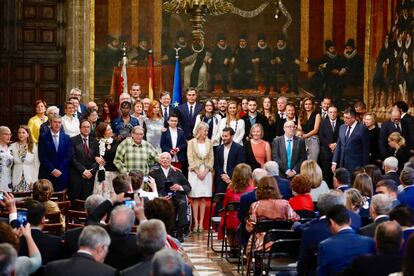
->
[119, 52, 128, 96]
[172, 49, 182, 108]
[148, 50, 154, 100]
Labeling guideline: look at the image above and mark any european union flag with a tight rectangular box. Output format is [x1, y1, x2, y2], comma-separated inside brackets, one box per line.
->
[172, 53, 182, 108]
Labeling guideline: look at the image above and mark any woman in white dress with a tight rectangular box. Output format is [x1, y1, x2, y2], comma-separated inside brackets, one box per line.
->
[61, 101, 80, 137]
[10, 125, 39, 191]
[192, 99, 221, 147]
[144, 100, 165, 153]
[187, 122, 214, 232]
[0, 126, 13, 192]
[218, 100, 245, 145]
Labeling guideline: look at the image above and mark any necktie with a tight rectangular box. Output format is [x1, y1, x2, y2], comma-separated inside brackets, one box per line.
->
[83, 138, 89, 156]
[53, 135, 59, 151]
[332, 121, 335, 131]
[287, 139, 292, 170]
[189, 105, 193, 118]
[164, 108, 168, 120]
[395, 123, 401, 132]
[74, 112, 78, 119]
[323, 112, 327, 120]
[345, 126, 352, 141]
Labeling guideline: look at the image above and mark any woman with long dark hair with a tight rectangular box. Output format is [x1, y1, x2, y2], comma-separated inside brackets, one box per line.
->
[298, 97, 321, 161]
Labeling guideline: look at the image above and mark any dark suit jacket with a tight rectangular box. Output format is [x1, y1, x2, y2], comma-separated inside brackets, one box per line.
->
[318, 118, 343, 161]
[214, 142, 245, 193]
[338, 253, 402, 276]
[121, 255, 193, 276]
[398, 186, 414, 209]
[19, 229, 63, 265]
[69, 134, 99, 200]
[63, 226, 83, 256]
[274, 175, 292, 200]
[242, 112, 268, 142]
[379, 119, 412, 158]
[317, 229, 375, 276]
[160, 128, 187, 162]
[402, 113, 414, 149]
[359, 216, 389, 237]
[162, 105, 175, 128]
[382, 171, 401, 186]
[149, 167, 191, 198]
[44, 252, 117, 276]
[332, 122, 370, 172]
[272, 135, 307, 178]
[38, 130, 73, 191]
[237, 189, 257, 246]
[175, 102, 203, 140]
[104, 230, 143, 270]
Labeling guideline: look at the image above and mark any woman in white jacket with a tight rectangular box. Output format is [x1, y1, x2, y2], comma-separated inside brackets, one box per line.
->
[218, 100, 245, 145]
[192, 99, 221, 146]
[10, 125, 39, 192]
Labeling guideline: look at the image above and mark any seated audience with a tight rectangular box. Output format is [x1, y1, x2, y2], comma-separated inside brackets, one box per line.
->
[383, 157, 401, 186]
[0, 243, 17, 276]
[359, 194, 392, 237]
[344, 188, 364, 214]
[317, 205, 375, 276]
[364, 164, 383, 190]
[389, 205, 414, 250]
[395, 235, 414, 276]
[301, 160, 329, 202]
[398, 167, 414, 208]
[376, 179, 400, 208]
[340, 221, 403, 276]
[353, 172, 373, 218]
[45, 225, 116, 276]
[150, 249, 188, 276]
[129, 171, 158, 200]
[263, 161, 292, 200]
[32, 179, 64, 227]
[218, 163, 255, 257]
[289, 175, 314, 211]
[333, 168, 351, 192]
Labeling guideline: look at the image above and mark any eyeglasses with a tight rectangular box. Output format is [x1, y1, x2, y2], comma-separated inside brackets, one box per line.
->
[285, 126, 297, 129]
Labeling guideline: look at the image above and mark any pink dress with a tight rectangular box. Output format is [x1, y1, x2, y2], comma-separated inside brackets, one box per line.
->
[251, 140, 268, 168]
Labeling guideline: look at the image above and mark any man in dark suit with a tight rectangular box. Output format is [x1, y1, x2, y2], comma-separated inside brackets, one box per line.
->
[275, 96, 288, 137]
[160, 113, 187, 173]
[333, 168, 351, 192]
[104, 205, 142, 270]
[398, 167, 414, 209]
[68, 119, 99, 200]
[339, 221, 403, 276]
[160, 91, 175, 128]
[317, 205, 375, 276]
[319, 105, 343, 188]
[149, 152, 191, 242]
[395, 100, 414, 153]
[379, 108, 412, 158]
[332, 107, 369, 173]
[383, 156, 401, 185]
[359, 194, 391, 237]
[175, 88, 202, 140]
[19, 200, 63, 265]
[59, 88, 87, 118]
[272, 121, 307, 178]
[38, 114, 73, 192]
[264, 161, 291, 199]
[376, 179, 400, 208]
[44, 225, 117, 276]
[242, 97, 268, 142]
[214, 127, 245, 193]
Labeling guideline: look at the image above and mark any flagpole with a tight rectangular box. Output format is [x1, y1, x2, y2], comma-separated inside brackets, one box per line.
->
[148, 49, 154, 100]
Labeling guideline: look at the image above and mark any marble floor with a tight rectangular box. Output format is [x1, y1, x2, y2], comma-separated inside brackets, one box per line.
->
[183, 231, 242, 276]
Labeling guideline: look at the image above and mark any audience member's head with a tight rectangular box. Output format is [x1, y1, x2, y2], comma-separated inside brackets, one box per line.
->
[400, 167, 414, 187]
[32, 179, 54, 202]
[252, 168, 267, 187]
[300, 160, 323, 189]
[383, 157, 399, 173]
[290, 175, 312, 195]
[351, 167, 366, 186]
[364, 165, 382, 187]
[326, 205, 351, 233]
[264, 161, 279, 176]
[151, 249, 185, 276]
[136, 219, 167, 257]
[376, 179, 398, 200]
[0, 223, 19, 252]
[231, 163, 252, 193]
[113, 174, 132, 194]
[78, 225, 111, 263]
[334, 168, 350, 188]
[256, 176, 282, 200]
[353, 173, 373, 197]
[109, 205, 135, 235]
[24, 199, 45, 227]
[0, 243, 17, 276]
[344, 188, 364, 213]
[375, 221, 402, 255]
[402, 234, 414, 275]
[390, 205, 414, 228]
[144, 198, 176, 234]
[317, 191, 345, 216]
[85, 194, 106, 216]
[129, 170, 144, 191]
[369, 194, 392, 219]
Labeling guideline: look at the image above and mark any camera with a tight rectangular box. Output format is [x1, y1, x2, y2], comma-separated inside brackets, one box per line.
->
[124, 200, 136, 209]
[17, 209, 28, 228]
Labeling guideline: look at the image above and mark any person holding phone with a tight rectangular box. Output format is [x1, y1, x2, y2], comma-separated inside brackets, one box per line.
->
[149, 152, 191, 242]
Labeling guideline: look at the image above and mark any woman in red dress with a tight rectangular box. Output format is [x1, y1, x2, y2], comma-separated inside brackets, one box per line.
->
[218, 163, 255, 256]
[288, 174, 314, 211]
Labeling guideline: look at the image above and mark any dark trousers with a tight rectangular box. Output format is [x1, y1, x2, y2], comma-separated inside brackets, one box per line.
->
[172, 195, 189, 231]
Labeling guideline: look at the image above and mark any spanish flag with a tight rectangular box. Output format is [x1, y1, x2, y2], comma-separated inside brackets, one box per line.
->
[148, 50, 154, 100]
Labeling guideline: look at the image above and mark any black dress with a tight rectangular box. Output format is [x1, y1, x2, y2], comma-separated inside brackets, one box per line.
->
[368, 126, 381, 166]
[301, 112, 318, 135]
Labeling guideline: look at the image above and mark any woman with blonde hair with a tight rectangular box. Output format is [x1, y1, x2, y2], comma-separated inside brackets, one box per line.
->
[298, 97, 321, 161]
[187, 122, 214, 232]
[353, 173, 373, 218]
[300, 160, 330, 202]
[218, 163, 254, 256]
[387, 132, 411, 172]
[244, 123, 271, 169]
[144, 100, 165, 153]
[345, 188, 364, 214]
[218, 100, 245, 145]
[10, 125, 39, 191]
[193, 99, 221, 146]
[27, 99, 48, 143]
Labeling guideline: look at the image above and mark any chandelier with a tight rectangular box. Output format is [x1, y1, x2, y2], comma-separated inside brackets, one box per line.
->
[163, 0, 291, 52]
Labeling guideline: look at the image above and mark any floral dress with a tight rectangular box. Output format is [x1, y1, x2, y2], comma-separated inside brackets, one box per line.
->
[93, 138, 118, 199]
[0, 145, 13, 192]
[13, 144, 30, 192]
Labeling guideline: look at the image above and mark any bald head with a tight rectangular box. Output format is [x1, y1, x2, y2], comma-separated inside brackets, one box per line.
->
[159, 152, 172, 168]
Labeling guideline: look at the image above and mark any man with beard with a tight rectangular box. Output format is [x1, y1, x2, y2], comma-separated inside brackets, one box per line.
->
[342, 39, 363, 87]
[162, 30, 192, 65]
[99, 35, 122, 69]
[231, 34, 254, 90]
[209, 33, 232, 93]
[272, 34, 300, 94]
[252, 33, 272, 94]
[217, 98, 228, 118]
[306, 40, 344, 102]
